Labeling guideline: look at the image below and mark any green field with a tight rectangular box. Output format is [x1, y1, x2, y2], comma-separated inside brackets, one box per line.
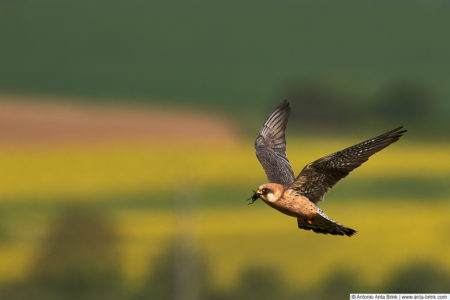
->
[2, 0, 450, 117]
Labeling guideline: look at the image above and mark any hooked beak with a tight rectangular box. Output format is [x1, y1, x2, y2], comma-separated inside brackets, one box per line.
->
[248, 190, 262, 205]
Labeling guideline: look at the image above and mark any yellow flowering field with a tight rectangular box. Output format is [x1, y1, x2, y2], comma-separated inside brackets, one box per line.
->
[117, 202, 450, 289]
[0, 140, 448, 201]
[2, 202, 448, 289]
[0, 139, 449, 289]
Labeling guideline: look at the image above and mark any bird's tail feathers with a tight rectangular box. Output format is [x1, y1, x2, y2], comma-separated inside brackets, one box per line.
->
[297, 209, 356, 237]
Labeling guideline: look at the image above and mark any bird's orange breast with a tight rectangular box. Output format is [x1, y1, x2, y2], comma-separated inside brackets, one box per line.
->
[265, 189, 317, 218]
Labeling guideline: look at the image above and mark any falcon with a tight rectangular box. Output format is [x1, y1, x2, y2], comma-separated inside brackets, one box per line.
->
[250, 100, 406, 236]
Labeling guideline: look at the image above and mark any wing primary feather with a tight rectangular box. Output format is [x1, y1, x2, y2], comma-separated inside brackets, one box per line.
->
[254, 100, 295, 187]
[288, 126, 406, 203]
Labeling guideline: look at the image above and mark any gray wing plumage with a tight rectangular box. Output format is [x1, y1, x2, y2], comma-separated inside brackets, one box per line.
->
[288, 126, 407, 203]
[255, 100, 295, 187]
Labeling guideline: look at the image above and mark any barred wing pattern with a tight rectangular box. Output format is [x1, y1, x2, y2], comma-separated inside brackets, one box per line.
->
[289, 127, 407, 203]
[255, 100, 295, 187]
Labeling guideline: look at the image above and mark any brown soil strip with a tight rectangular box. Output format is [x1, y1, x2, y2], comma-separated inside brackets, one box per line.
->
[0, 95, 240, 145]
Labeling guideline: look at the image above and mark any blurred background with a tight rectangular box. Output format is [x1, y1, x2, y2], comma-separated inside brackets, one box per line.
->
[0, 0, 449, 299]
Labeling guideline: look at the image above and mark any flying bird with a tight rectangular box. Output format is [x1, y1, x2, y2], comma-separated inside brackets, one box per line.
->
[250, 100, 406, 237]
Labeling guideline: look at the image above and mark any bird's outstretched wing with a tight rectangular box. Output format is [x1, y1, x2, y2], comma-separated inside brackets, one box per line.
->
[255, 100, 295, 187]
[288, 127, 407, 203]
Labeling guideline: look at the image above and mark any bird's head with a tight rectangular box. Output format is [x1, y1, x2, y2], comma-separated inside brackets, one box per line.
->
[249, 183, 284, 204]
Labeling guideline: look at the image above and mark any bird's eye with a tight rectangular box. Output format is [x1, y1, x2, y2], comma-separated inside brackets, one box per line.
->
[262, 188, 269, 194]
